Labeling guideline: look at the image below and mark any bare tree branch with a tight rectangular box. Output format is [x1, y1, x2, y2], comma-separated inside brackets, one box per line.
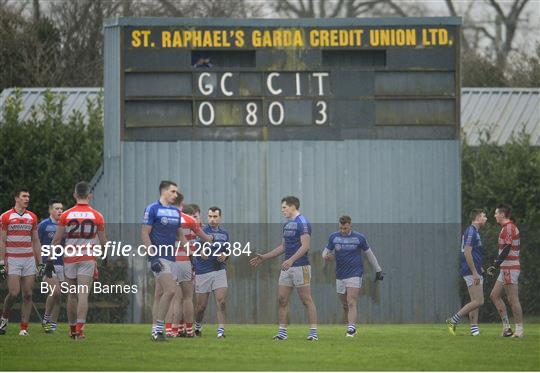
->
[382, 0, 407, 17]
[445, 0, 457, 16]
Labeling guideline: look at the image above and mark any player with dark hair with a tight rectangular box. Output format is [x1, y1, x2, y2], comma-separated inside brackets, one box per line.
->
[446, 208, 487, 336]
[142, 180, 188, 341]
[323, 215, 383, 337]
[165, 196, 213, 337]
[488, 204, 524, 338]
[38, 199, 65, 333]
[250, 196, 318, 341]
[0, 188, 41, 336]
[51, 181, 107, 340]
[194, 206, 229, 339]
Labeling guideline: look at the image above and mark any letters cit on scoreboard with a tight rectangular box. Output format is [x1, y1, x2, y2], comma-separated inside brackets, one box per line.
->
[193, 71, 330, 127]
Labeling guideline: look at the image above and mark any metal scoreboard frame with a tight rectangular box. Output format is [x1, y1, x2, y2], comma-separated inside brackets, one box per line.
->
[110, 17, 461, 142]
[101, 17, 463, 323]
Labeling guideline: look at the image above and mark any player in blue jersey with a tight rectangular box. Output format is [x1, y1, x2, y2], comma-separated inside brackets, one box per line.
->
[322, 215, 383, 337]
[141, 180, 188, 342]
[37, 200, 64, 333]
[446, 208, 487, 336]
[250, 196, 318, 341]
[193, 206, 229, 339]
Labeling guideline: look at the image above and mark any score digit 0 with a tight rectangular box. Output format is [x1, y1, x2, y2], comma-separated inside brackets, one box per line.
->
[196, 101, 328, 126]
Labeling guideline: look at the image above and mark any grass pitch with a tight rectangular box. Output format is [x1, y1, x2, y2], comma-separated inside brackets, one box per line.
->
[0, 323, 538, 371]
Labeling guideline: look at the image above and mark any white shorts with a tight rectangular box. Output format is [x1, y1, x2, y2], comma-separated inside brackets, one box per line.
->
[463, 275, 484, 287]
[53, 265, 65, 282]
[7, 256, 36, 277]
[64, 260, 96, 279]
[149, 258, 177, 280]
[336, 276, 362, 294]
[175, 261, 193, 284]
[497, 269, 520, 285]
[195, 269, 227, 293]
[278, 265, 311, 287]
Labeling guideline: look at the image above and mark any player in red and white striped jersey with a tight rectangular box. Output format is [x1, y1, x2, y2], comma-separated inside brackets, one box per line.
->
[489, 204, 524, 338]
[0, 188, 42, 336]
[51, 181, 108, 340]
[166, 197, 212, 337]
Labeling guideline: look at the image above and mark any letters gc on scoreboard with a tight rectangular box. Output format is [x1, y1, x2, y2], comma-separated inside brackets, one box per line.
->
[119, 18, 461, 141]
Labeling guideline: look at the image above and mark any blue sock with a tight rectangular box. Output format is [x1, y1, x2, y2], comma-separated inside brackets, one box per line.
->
[451, 314, 461, 324]
[155, 320, 165, 334]
[470, 325, 479, 334]
[309, 327, 317, 337]
[347, 324, 356, 333]
[278, 326, 287, 338]
[217, 327, 225, 336]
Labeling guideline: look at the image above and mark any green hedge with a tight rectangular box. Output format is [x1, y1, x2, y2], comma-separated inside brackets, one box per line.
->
[0, 90, 130, 322]
[0, 89, 103, 217]
[461, 131, 540, 320]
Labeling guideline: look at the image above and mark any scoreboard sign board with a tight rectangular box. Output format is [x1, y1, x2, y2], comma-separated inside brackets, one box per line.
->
[119, 18, 460, 141]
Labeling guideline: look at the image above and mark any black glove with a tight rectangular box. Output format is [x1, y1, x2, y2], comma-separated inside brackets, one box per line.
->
[486, 266, 497, 276]
[44, 260, 55, 279]
[150, 258, 162, 273]
[37, 263, 45, 281]
[0, 262, 6, 281]
[375, 271, 384, 281]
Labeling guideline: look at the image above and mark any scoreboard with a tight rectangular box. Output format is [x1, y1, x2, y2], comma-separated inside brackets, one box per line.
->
[120, 18, 460, 141]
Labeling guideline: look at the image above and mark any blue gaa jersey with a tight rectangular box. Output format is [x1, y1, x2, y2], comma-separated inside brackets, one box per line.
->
[38, 218, 63, 265]
[460, 225, 483, 276]
[142, 200, 181, 262]
[283, 214, 311, 267]
[327, 231, 369, 279]
[194, 225, 230, 275]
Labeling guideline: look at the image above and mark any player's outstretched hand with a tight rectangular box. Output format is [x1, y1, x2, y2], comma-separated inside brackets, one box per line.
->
[375, 271, 384, 281]
[44, 260, 55, 279]
[217, 253, 227, 263]
[0, 261, 6, 281]
[321, 248, 334, 260]
[249, 254, 264, 267]
[486, 265, 496, 277]
[150, 258, 163, 273]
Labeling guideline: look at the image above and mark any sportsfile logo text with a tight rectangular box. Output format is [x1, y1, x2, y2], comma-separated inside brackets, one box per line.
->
[40, 241, 252, 260]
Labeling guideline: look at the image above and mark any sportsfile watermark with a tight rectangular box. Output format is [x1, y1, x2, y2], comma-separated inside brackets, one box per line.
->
[40, 241, 252, 260]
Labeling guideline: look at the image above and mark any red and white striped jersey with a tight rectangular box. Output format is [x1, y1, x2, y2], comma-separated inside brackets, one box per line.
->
[176, 213, 199, 262]
[1, 208, 38, 258]
[498, 221, 520, 270]
[59, 203, 105, 264]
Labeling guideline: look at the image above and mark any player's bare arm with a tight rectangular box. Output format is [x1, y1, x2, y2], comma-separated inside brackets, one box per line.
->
[282, 234, 310, 270]
[250, 241, 284, 267]
[32, 228, 42, 265]
[140, 224, 152, 249]
[0, 228, 6, 279]
[0, 227, 6, 262]
[463, 245, 480, 285]
[176, 226, 188, 248]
